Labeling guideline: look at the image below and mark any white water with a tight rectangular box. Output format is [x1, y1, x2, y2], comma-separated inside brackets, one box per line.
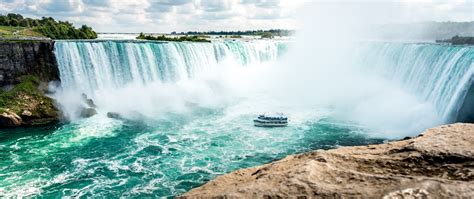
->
[53, 38, 472, 138]
[249, 3, 473, 137]
[54, 40, 287, 120]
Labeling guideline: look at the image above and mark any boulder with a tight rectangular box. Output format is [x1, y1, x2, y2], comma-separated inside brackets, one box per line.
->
[80, 107, 97, 118]
[106, 112, 122, 119]
[0, 109, 22, 127]
[86, 99, 97, 108]
[81, 93, 97, 108]
[21, 110, 32, 117]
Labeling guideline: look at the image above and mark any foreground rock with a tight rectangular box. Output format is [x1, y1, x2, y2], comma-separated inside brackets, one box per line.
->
[182, 123, 474, 198]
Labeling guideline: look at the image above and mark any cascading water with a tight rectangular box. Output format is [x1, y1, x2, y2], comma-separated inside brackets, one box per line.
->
[53, 40, 287, 120]
[54, 40, 285, 94]
[355, 42, 473, 123]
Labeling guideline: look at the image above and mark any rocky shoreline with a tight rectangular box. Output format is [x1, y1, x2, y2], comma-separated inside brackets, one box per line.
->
[181, 123, 474, 198]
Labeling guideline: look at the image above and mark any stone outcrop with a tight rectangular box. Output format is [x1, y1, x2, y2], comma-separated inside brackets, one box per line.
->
[0, 41, 59, 86]
[106, 112, 123, 119]
[79, 107, 97, 118]
[0, 109, 22, 127]
[182, 123, 474, 198]
[0, 41, 60, 128]
[78, 93, 97, 118]
[0, 76, 59, 128]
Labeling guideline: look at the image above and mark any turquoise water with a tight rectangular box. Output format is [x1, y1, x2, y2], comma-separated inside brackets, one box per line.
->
[0, 109, 383, 197]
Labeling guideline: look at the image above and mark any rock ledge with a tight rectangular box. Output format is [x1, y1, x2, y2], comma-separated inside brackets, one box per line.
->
[181, 123, 474, 198]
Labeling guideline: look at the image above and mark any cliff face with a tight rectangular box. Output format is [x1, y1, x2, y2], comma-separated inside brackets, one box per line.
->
[182, 123, 474, 198]
[0, 41, 60, 127]
[0, 41, 59, 86]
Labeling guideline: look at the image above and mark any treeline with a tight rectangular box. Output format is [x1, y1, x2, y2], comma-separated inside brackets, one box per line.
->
[137, 33, 210, 42]
[171, 29, 294, 37]
[436, 35, 474, 45]
[373, 22, 473, 41]
[0, 13, 97, 39]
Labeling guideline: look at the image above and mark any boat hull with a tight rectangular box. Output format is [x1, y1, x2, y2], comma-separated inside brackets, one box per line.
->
[254, 121, 288, 127]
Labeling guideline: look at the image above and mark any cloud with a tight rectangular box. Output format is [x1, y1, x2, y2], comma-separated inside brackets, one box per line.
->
[41, 0, 84, 13]
[0, 0, 471, 33]
[242, 0, 281, 8]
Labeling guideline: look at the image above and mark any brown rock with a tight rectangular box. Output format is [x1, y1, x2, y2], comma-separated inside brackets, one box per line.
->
[181, 123, 474, 199]
[21, 110, 32, 117]
[0, 109, 22, 127]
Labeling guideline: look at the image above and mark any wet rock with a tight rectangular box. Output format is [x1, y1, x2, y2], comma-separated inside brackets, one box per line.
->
[0, 109, 22, 127]
[86, 99, 97, 108]
[21, 110, 32, 117]
[81, 93, 97, 108]
[106, 112, 122, 119]
[78, 93, 98, 118]
[80, 107, 97, 118]
[181, 123, 474, 198]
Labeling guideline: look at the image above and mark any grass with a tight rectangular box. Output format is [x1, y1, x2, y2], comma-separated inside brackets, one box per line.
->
[0, 75, 39, 113]
[0, 25, 46, 39]
[0, 75, 56, 117]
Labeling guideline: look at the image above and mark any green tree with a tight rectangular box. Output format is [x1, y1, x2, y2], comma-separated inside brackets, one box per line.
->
[9, 18, 19, 26]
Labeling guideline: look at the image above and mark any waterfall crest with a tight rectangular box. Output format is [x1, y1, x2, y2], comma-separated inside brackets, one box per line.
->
[54, 40, 472, 128]
[54, 40, 286, 94]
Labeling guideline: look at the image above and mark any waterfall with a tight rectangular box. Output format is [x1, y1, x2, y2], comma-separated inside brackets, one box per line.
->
[53, 40, 472, 125]
[54, 40, 286, 94]
[355, 42, 473, 122]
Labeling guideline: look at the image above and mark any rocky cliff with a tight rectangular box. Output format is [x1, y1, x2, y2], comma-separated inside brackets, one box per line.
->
[0, 41, 59, 86]
[182, 123, 474, 198]
[0, 41, 60, 127]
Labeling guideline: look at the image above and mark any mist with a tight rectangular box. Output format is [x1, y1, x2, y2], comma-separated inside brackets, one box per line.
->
[257, 2, 444, 137]
[51, 2, 466, 139]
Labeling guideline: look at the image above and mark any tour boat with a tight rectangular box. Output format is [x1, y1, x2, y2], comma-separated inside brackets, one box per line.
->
[253, 113, 288, 127]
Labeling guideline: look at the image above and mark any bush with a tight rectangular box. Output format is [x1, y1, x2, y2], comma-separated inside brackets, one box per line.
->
[0, 13, 97, 39]
[137, 33, 210, 42]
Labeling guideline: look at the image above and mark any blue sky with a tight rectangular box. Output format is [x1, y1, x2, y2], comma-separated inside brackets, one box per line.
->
[0, 0, 472, 33]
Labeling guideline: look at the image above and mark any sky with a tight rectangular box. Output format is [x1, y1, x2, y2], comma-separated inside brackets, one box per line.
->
[0, 0, 472, 33]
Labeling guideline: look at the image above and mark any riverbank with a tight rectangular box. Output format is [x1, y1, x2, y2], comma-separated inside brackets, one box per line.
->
[181, 123, 474, 198]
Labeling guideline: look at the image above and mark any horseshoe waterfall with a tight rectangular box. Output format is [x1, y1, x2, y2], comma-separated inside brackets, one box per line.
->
[0, 39, 472, 197]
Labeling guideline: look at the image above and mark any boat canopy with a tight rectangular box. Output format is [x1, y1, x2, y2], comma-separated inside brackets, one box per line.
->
[257, 113, 287, 120]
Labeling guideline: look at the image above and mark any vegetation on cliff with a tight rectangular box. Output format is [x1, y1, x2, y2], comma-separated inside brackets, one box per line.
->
[436, 35, 474, 45]
[0, 25, 45, 39]
[0, 75, 58, 127]
[137, 33, 210, 42]
[0, 13, 97, 39]
[173, 29, 294, 37]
